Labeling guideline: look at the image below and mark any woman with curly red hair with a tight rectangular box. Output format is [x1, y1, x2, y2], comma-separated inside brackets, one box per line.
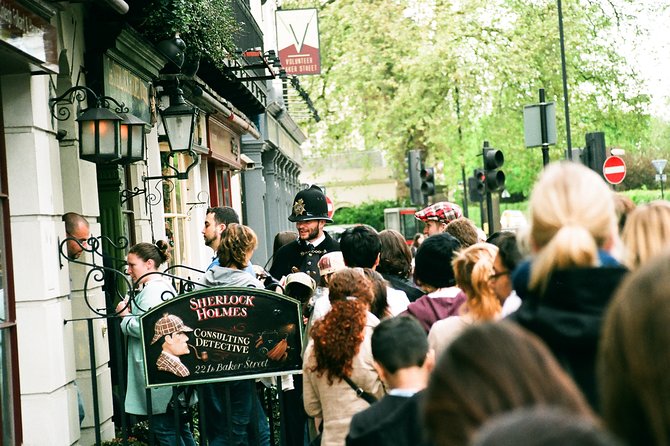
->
[303, 298, 384, 446]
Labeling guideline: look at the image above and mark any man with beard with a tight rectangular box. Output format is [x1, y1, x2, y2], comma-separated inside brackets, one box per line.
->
[269, 185, 340, 282]
[202, 206, 239, 270]
[268, 185, 339, 446]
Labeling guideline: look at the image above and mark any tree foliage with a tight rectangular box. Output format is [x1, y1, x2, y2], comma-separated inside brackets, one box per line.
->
[284, 0, 662, 193]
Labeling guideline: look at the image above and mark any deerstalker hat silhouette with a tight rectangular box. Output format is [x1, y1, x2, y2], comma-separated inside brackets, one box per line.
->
[151, 313, 193, 344]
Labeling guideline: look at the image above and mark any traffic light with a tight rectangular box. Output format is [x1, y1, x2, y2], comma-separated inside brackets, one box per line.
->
[483, 148, 505, 192]
[420, 166, 435, 196]
[468, 169, 486, 202]
[405, 150, 423, 205]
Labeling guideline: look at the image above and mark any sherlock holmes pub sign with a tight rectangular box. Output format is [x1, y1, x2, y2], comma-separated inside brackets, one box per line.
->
[140, 287, 303, 388]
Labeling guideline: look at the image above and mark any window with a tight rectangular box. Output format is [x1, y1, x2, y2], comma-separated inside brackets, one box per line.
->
[162, 152, 194, 268]
[216, 169, 233, 207]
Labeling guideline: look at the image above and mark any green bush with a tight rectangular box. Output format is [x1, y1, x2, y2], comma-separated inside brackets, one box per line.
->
[332, 199, 409, 231]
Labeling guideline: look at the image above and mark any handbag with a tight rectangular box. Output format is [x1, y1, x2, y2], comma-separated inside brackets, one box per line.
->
[342, 376, 378, 405]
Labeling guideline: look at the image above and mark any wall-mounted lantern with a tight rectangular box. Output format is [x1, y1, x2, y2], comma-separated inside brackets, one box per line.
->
[160, 85, 198, 153]
[119, 112, 147, 164]
[50, 86, 147, 165]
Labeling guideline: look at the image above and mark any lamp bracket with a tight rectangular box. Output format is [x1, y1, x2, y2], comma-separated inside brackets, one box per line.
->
[228, 49, 284, 82]
[186, 190, 210, 220]
[144, 150, 199, 181]
[50, 85, 129, 121]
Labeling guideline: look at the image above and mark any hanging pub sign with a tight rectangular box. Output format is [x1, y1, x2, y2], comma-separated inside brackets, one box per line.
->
[276, 8, 321, 75]
[140, 286, 303, 388]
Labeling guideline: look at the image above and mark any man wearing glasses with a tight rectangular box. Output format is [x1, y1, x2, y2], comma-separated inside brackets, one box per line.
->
[63, 212, 90, 260]
[487, 232, 522, 317]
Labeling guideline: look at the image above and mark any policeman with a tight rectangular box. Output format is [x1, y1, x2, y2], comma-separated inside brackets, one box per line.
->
[269, 185, 340, 281]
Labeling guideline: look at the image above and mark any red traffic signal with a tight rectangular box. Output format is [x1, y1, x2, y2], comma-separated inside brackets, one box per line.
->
[420, 167, 435, 196]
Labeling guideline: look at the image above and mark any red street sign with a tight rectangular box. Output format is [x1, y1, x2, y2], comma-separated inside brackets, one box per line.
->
[326, 196, 334, 219]
[603, 156, 626, 185]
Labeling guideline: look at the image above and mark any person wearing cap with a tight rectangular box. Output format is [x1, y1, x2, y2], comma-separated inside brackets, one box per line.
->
[268, 185, 340, 282]
[152, 313, 194, 378]
[415, 202, 463, 237]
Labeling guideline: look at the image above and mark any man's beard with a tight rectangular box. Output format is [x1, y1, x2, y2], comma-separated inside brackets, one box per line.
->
[204, 234, 216, 247]
[299, 225, 320, 241]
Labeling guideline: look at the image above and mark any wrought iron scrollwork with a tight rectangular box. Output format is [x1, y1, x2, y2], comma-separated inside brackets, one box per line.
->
[186, 190, 210, 220]
[50, 86, 129, 121]
[60, 234, 206, 317]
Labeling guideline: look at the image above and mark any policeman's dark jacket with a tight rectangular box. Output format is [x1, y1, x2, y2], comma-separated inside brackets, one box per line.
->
[269, 234, 340, 281]
[508, 251, 627, 411]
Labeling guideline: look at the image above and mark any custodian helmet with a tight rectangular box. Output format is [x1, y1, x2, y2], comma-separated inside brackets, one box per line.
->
[288, 185, 333, 223]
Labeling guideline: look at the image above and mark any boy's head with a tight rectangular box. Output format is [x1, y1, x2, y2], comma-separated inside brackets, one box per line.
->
[372, 316, 430, 374]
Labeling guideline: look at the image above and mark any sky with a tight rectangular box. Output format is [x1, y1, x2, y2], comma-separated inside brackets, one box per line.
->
[620, 3, 670, 119]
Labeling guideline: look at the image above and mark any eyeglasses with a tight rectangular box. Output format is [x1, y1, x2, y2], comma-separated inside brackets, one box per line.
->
[67, 232, 89, 245]
[489, 270, 510, 281]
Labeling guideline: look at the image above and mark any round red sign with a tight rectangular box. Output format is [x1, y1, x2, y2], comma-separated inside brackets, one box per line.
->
[603, 156, 626, 185]
[326, 196, 334, 219]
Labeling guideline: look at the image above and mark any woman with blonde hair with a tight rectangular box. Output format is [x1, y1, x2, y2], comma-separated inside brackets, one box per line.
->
[508, 161, 628, 409]
[428, 243, 500, 356]
[621, 200, 670, 270]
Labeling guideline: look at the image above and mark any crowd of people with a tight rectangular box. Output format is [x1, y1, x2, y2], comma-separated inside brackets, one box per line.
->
[82, 159, 670, 446]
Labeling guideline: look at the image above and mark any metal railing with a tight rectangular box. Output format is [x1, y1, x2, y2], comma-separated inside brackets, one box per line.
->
[61, 235, 295, 446]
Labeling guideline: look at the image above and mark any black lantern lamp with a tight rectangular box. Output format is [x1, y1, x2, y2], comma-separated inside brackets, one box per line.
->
[50, 86, 147, 164]
[77, 106, 122, 162]
[118, 112, 147, 164]
[159, 85, 197, 152]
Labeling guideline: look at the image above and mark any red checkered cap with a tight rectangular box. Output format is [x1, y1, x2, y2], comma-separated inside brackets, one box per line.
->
[151, 313, 193, 344]
[414, 202, 463, 224]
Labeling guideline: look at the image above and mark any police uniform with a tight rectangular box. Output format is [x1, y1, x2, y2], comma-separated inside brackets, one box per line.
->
[269, 185, 340, 281]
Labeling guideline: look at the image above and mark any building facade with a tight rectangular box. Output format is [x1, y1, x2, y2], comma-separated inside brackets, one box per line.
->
[0, 0, 307, 444]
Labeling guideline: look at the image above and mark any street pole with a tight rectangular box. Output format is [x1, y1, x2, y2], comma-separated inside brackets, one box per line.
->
[539, 88, 550, 167]
[461, 164, 469, 218]
[662, 178, 665, 200]
[557, 0, 573, 159]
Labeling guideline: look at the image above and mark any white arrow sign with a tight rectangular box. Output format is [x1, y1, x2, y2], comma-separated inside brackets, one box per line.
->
[652, 159, 667, 175]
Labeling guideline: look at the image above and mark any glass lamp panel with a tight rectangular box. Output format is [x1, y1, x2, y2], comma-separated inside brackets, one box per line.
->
[163, 113, 193, 152]
[79, 120, 96, 157]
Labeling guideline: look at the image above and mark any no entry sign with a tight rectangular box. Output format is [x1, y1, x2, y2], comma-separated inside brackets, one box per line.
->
[603, 156, 626, 185]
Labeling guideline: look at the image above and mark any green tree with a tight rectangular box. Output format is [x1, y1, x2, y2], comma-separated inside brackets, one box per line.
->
[284, 0, 660, 194]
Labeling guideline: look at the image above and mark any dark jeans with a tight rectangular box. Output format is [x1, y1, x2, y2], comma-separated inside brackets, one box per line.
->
[152, 412, 196, 446]
[202, 380, 270, 446]
[283, 375, 307, 446]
